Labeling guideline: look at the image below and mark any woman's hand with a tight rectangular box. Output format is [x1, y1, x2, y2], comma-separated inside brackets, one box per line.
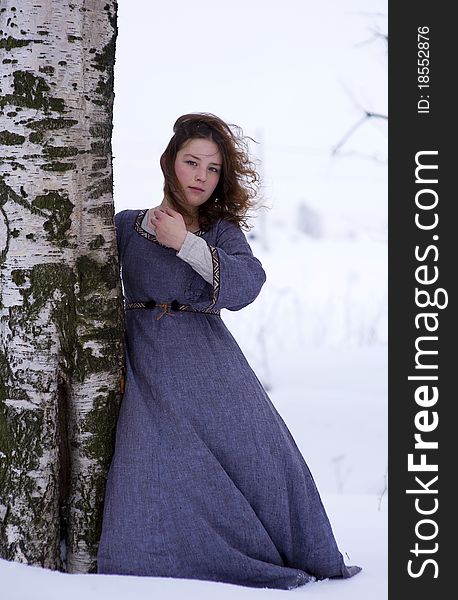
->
[151, 206, 187, 251]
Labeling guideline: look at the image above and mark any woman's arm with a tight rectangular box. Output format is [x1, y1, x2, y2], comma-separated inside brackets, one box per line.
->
[176, 232, 214, 284]
[183, 220, 266, 312]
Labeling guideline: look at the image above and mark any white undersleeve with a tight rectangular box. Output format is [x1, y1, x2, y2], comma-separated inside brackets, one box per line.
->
[176, 232, 214, 284]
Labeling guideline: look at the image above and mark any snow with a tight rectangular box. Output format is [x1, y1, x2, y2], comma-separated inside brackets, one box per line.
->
[1, 347, 387, 599]
[0, 493, 386, 599]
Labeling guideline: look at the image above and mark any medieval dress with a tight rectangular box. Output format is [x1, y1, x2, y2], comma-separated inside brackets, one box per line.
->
[96, 208, 361, 590]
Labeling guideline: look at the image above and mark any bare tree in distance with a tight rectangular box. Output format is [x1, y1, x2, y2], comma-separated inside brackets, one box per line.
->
[332, 14, 387, 162]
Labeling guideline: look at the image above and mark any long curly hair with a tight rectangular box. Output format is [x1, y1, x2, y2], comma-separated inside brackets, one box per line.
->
[160, 113, 264, 232]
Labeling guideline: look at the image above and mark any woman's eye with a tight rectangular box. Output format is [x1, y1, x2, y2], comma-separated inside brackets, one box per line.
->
[209, 167, 219, 173]
[186, 160, 197, 166]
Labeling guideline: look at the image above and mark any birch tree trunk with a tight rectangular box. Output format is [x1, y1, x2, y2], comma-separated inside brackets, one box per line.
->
[0, 0, 124, 573]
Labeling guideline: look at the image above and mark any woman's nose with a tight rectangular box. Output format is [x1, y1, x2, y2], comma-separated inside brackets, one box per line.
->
[195, 167, 206, 182]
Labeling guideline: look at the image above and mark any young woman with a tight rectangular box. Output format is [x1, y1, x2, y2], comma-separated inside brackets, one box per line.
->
[97, 113, 361, 590]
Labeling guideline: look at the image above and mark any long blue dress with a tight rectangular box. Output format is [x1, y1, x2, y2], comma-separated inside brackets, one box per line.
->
[96, 208, 361, 589]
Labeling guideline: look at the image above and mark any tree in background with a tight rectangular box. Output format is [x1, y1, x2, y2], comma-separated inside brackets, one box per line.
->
[332, 14, 387, 161]
[0, 0, 124, 573]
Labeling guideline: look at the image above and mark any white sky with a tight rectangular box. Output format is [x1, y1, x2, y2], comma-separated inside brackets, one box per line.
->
[113, 0, 387, 235]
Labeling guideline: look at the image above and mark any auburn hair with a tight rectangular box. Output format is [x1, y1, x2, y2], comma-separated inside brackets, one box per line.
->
[160, 113, 264, 232]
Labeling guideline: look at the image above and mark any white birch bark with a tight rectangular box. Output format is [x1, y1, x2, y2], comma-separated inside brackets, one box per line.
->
[0, 0, 124, 573]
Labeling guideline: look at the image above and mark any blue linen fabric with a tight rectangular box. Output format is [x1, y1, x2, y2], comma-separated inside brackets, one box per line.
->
[96, 209, 361, 590]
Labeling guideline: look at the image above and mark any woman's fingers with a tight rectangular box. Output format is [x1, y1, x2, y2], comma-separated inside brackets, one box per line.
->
[152, 209, 165, 225]
[150, 207, 186, 250]
[164, 206, 185, 225]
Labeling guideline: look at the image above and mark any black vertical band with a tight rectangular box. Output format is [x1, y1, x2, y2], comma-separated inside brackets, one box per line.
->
[389, 2, 455, 597]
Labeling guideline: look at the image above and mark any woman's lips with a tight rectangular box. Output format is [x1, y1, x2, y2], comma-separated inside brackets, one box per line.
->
[188, 186, 204, 192]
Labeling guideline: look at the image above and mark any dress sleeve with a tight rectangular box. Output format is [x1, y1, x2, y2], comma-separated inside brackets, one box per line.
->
[183, 219, 266, 312]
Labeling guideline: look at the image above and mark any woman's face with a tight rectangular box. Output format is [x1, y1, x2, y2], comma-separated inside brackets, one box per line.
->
[174, 138, 222, 212]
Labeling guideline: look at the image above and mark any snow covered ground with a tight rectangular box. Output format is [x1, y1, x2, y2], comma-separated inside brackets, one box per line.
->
[1, 345, 387, 599]
[0, 493, 386, 599]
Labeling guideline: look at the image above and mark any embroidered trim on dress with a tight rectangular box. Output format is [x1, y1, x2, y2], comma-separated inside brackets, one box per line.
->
[134, 209, 206, 247]
[204, 245, 220, 311]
